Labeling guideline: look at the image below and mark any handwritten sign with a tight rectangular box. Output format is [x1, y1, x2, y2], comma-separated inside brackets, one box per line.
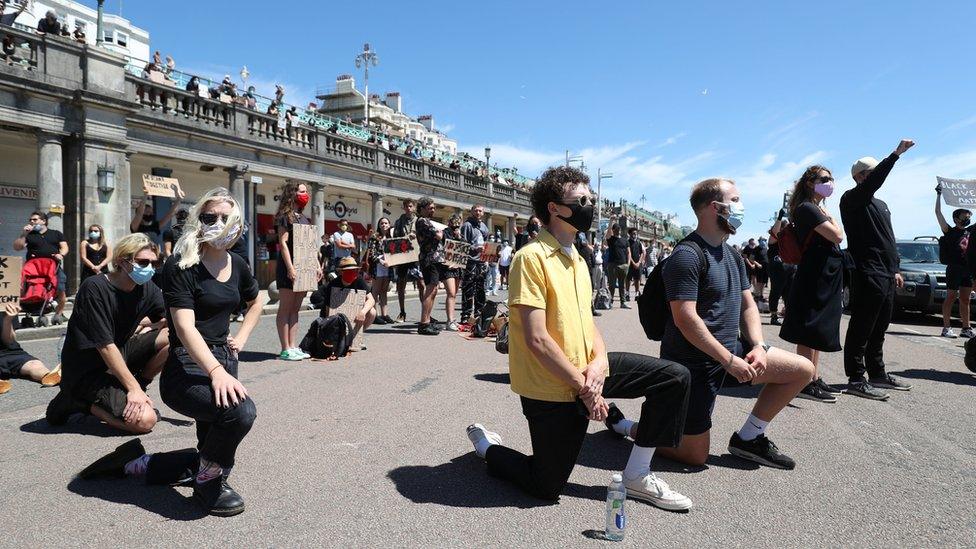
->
[444, 239, 470, 270]
[480, 242, 501, 264]
[328, 288, 368, 350]
[0, 256, 23, 305]
[382, 236, 420, 267]
[142, 174, 182, 198]
[937, 177, 976, 207]
[291, 224, 320, 292]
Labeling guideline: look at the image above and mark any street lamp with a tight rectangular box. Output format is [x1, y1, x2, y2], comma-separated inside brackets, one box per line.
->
[596, 169, 613, 239]
[485, 145, 491, 178]
[355, 43, 379, 128]
[565, 150, 583, 167]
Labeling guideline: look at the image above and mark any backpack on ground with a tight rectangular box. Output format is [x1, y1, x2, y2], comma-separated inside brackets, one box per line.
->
[777, 224, 814, 265]
[495, 320, 509, 354]
[965, 335, 976, 373]
[637, 238, 708, 341]
[594, 287, 612, 310]
[471, 300, 500, 338]
[300, 313, 352, 359]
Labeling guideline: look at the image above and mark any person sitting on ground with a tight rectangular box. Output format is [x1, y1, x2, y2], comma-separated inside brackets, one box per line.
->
[466, 166, 693, 510]
[45, 233, 170, 434]
[315, 257, 375, 351]
[0, 304, 60, 396]
[647, 177, 814, 469]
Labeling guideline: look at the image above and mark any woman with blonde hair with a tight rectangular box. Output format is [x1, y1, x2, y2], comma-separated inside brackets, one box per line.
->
[79, 223, 111, 282]
[77, 188, 264, 517]
[274, 181, 318, 360]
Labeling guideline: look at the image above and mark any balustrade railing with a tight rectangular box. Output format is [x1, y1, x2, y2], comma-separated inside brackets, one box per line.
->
[129, 77, 233, 128]
[324, 135, 376, 165]
[429, 165, 462, 189]
[384, 153, 424, 179]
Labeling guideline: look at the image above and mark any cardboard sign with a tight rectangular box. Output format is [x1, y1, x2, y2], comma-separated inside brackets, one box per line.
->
[480, 242, 501, 264]
[0, 256, 23, 305]
[382, 236, 420, 267]
[328, 288, 368, 350]
[444, 239, 471, 270]
[291, 224, 321, 292]
[142, 174, 182, 198]
[937, 177, 976, 207]
[429, 220, 448, 232]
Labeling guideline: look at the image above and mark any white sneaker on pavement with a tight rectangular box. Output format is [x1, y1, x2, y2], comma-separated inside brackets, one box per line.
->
[624, 473, 693, 511]
[941, 327, 958, 338]
[961, 327, 975, 339]
[466, 423, 503, 459]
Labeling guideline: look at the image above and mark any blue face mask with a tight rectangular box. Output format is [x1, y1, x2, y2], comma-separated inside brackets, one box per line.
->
[718, 201, 745, 232]
[32, 224, 44, 232]
[89, 231, 101, 240]
[128, 263, 155, 285]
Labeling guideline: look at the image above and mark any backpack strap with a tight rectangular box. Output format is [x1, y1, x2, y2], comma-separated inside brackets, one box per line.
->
[674, 237, 710, 292]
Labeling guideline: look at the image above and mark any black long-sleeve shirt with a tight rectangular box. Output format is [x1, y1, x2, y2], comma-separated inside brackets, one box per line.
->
[839, 153, 901, 278]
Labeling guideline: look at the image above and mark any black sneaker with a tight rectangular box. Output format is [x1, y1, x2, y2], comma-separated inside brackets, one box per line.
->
[373, 316, 389, 325]
[728, 432, 796, 470]
[868, 374, 912, 391]
[592, 310, 602, 317]
[846, 379, 890, 401]
[382, 315, 396, 324]
[193, 477, 245, 517]
[604, 403, 626, 439]
[78, 439, 146, 480]
[417, 323, 440, 336]
[796, 382, 837, 403]
[769, 315, 781, 326]
[45, 389, 84, 426]
[620, 303, 632, 309]
[815, 378, 843, 396]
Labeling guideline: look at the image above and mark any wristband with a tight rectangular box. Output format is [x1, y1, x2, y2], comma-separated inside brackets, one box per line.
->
[727, 352, 735, 369]
[206, 364, 224, 376]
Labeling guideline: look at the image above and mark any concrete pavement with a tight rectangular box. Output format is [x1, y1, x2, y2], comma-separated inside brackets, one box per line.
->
[0, 292, 974, 547]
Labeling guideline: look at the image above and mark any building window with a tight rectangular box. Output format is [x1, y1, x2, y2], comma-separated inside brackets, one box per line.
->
[115, 32, 128, 47]
[102, 29, 114, 44]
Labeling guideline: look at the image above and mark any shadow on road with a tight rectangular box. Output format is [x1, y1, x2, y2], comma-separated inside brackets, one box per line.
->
[473, 373, 510, 384]
[575, 432, 760, 472]
[236, 351, 281, 363]
[21, 416, 126, 438]
[387, 453, 603, 508]
[67, 477, 206, 520]
[891, 368, 976, 387]
[718, 384, 763, 399]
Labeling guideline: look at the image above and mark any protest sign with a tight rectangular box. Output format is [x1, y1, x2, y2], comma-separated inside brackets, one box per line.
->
[329, 288, 368, 350]
[937, 177, 976, 207]
[429, 220, 448, 232]
[0, 256, 23, 306]
[291, 224, 320, 292]
[444, 239, 471, 269]
[142, 174, 182, 198]
[382, 236, 420, 267]
[480, 242, 501, 264]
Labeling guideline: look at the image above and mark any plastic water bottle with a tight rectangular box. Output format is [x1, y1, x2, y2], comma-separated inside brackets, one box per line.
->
[605, 473, 626, 541]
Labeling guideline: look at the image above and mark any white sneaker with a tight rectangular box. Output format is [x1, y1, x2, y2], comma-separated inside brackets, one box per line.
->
[292, 348, 311, 359]
[941, 327, 958, 338]
[624, 473, 693, 511]
[961, 327, 975, 339]
[466, 423, 503, 459]
[445, 321, 459, 332]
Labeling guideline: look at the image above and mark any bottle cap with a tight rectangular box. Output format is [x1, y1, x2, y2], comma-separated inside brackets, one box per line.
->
[611, 473, 622, 482]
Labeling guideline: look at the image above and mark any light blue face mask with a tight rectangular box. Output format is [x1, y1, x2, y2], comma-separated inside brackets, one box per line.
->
[128, 263, 155, 285]
[719, 201, 745, 231]
[89, 231, 101, 240]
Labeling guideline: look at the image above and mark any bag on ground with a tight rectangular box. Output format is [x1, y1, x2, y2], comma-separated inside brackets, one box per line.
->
[300, 313, 352, 359]
[472, 300, 499, 338]
[594, 287, 612, 310]
[495, 320, 509, 354]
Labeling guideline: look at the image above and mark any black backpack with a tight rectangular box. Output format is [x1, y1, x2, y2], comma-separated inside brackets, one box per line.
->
[637, 238, 709, 341]
[471, 300, 500, 338]
[300, 313, 352, 359]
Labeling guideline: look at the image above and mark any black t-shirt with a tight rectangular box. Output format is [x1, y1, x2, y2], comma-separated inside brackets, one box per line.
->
[229, 231, 249, 266]
[793, 202, 834, 250]
[319, 276, 371, 316]
[607, 236, 630, 265]
[135, 219, 161, 237]
[276, 214, 311, 257]
[628, 238, 643, 263]
[839, 153, 901, 277]
[163, 253, 259, 347]
[25, 229, 65, 260]
[942, 226, 969, 266]
[661, 233, 751, 367]
[61, 275, 165, 387]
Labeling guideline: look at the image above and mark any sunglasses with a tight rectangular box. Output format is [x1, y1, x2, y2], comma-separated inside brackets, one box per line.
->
[199, 213, 230, 225]
[816, 176, 834, 184]
[129, 258, 155, 268]
[559, 196, 596, 208]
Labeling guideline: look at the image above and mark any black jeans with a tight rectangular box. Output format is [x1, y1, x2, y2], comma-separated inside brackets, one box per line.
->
[768, 259, 786, 314]
[157, 345, 257, 470]
[844, 272, 894, 380]
[461, 261, 488, 320]
[484, 352, 689, 501]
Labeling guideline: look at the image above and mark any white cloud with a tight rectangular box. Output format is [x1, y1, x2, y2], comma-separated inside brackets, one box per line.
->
[656, 132, 687, 148]
[438, 123, 455, 134]
[942, 114, 976, 134]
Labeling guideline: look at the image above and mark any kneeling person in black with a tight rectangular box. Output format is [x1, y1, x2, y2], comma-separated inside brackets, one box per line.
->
[46, 233, 170, 434]
[78, 188, 264, 518]
[320, 256, 375, 350]
[0, 304, 60, 395]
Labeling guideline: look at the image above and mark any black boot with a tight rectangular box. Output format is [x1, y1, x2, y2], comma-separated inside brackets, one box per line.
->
[78, 439, 146, 480]
[193, 476, 245, 517]
[45, 389, 84, 426]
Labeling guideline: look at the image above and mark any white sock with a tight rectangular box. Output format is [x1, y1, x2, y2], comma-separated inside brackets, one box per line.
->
[474, 437, 493, 458]
[613, 418, 636, 438]
[123, 454, 152, 477]
[622, 445, 655, 481]
[737, 414, 769, 442]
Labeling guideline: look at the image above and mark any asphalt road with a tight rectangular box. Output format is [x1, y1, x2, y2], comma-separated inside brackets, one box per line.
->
[1, 291, 974, 548]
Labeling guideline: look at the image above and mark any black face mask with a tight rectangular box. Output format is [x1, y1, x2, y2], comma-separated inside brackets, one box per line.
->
[555, 203, 595, 233]
[143, 214, 154, 222]
[527, 223, 540, 234]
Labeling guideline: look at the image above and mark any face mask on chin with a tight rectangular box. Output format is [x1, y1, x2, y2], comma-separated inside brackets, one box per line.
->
[716, 201, 745, 234]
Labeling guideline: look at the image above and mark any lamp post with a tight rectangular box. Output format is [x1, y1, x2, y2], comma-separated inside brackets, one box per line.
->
[96, 0, 105, 46]
[355, 43, 379, 128]
[485, 145, 491, 178]
[596, 168, 613, 239]
[565, 150, 583, 168]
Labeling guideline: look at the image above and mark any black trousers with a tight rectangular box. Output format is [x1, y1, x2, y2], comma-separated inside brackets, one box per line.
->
[768, 260, 787, 313]
[484, 353, 689, 501]
[844, 272, 894, 380]
[461, 261, 488, 320]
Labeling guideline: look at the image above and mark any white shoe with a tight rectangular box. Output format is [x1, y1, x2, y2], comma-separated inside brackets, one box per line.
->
[624, 473, 693, 511]
[941, 327, 958, 338]
[292, 348, 311, 359]
[466, 423, 503, 459]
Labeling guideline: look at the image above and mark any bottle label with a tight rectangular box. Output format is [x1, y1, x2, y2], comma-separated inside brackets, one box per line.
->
[615, 511, 625, 529]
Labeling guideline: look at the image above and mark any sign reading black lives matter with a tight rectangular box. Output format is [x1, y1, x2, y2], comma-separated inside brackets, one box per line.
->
[937, 177, 976, 207]
[0, 256, 23, 305]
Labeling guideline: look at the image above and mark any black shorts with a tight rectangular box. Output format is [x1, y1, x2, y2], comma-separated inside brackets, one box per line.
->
[627, 267, 641, 281]
[500, 265, 510, 277]
[753, 264, 769, 285]
[395, 262, 420, 281]
[946, 263, 973, 291]
[422, 262, 448, 286]
[275, 259, 293, 291]
[682, 339, 749, 436]
[68, 329, 161, 419]
[0, 350, 38, 378]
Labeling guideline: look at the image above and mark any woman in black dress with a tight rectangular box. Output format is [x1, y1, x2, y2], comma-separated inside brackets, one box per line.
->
[780, 165, 845, 403]
[79, 224, 110, 282]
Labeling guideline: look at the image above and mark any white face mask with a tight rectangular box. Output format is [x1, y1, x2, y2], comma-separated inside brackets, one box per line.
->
[201, 220, 242, 250]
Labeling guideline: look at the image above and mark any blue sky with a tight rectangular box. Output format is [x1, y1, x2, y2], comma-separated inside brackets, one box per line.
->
[97, 0, 976, 239]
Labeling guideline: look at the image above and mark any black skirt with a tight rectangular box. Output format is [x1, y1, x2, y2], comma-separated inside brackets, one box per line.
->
[779, 245, 843, 352]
